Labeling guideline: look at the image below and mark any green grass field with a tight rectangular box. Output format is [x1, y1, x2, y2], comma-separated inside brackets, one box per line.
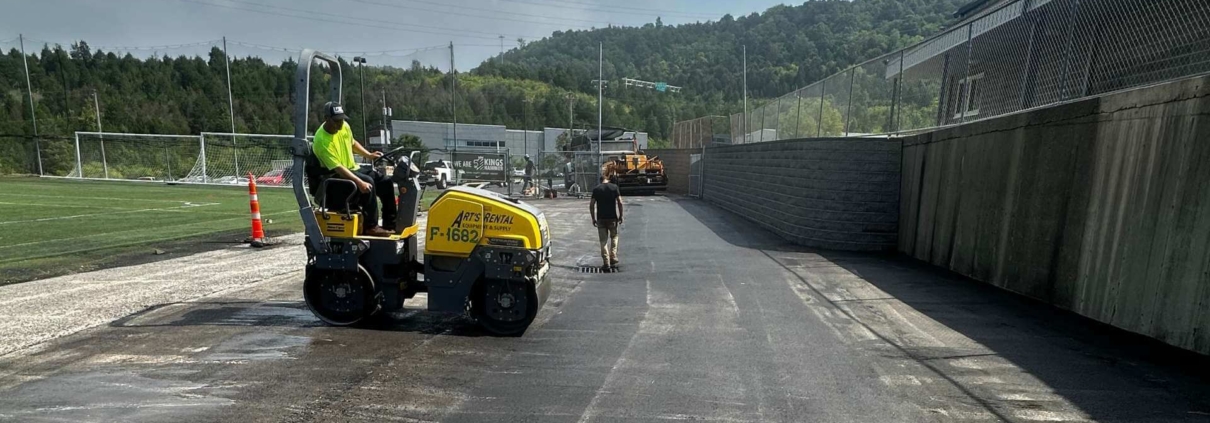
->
[0, 176, 438, 284]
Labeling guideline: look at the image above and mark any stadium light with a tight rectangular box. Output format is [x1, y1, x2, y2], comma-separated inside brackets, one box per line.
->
[353, 57, 368, 140]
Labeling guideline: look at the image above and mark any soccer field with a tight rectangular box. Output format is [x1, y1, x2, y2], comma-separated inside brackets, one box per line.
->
[0, 176, 305, 283]
[0, 176, 443, 284]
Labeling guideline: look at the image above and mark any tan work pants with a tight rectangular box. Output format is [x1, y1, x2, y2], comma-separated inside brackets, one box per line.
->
[597, 219, 619, 265]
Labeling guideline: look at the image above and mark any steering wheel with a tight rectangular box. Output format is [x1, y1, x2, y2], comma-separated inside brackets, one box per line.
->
[374, 145, 411, 166]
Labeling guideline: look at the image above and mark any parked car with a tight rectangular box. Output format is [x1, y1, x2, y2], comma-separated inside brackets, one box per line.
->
[256, 168, 292, 186]
[215, 176, 250, 185]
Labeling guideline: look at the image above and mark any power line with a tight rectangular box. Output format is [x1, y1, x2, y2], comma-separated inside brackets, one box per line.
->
[493, 0, 718, 20]
[350, 0, 610, 30]
[174, 0, 506, 41]
[13, 36, 221, 52]
[224, 0, 548, 41]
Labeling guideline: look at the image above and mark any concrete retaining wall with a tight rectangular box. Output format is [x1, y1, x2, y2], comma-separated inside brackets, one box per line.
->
[899, 75, 1210, 355]
[645, 148, 694, 195]
[702, 138, 901, 251]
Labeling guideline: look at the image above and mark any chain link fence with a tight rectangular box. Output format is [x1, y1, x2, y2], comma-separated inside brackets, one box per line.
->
[669, 116, 730, 148]
[717, 0, 1210, 143]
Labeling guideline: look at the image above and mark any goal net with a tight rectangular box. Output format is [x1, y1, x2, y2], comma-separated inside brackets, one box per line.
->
[180, 133, 295, 186]
[55, 132, 203, 181]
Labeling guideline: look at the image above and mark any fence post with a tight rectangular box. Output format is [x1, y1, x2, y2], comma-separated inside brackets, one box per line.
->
[844, 69, 856, 136]
[889, 77, 899, 133]
[759, 104, 766, 143]
[817, 78, 826, 137]
[773, 97, 782, 141]
[74, 132, 82, 178]
[232, 134, 241, 178]
[200, 135, 207, 182]
[1019, 12, 1041, 110]
[700, 143, 707, 201]
[164, 140, 173, 181]
[1058, 0, 1082, 100]
[936, 53, 951, 126]
[961, 23, 974, 123]
[795, 89, 803, 139]
[896, 50, 905, 134]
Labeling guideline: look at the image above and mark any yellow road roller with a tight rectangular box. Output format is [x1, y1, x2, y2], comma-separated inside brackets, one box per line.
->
[287, 50, 551, 335]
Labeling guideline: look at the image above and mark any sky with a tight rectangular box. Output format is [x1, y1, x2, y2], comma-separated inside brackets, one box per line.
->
[3, 0, 790, 71]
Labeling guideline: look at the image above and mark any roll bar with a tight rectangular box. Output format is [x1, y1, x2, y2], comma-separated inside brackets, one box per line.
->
[290, 49, 344, 254]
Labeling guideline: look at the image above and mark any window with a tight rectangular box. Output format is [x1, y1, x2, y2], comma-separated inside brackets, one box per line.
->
[464, 140, 502, 148]
[953, 73, 984, 119]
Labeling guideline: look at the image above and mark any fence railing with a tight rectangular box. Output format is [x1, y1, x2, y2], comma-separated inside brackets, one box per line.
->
[1, 132, 300, 187]
[721, 0, 1210, 143]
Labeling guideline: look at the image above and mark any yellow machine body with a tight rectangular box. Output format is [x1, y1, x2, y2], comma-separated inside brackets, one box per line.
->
[314, 211, 421, 240]
[425, 186, 549, 258]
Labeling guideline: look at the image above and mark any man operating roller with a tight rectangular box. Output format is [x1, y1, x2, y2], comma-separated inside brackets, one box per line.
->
[313, 101, 395, 237]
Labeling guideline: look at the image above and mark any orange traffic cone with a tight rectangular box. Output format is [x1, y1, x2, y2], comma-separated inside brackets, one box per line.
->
[247, 173, 266, 248]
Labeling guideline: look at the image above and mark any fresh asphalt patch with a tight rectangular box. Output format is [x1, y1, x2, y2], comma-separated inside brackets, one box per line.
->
[0, 196, 1208, 422]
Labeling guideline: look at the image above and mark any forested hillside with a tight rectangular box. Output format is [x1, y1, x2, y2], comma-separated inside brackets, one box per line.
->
[0, 0, 967, 170]
[476, 0, 966, 114]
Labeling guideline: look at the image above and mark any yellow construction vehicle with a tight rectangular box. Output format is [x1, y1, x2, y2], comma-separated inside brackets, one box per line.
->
[290, 50, 551, 335]
[602, 152, 668, 195]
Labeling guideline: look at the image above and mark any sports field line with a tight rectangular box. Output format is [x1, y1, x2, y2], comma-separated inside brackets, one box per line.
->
[0, 203, 222, 226]
[0, 209, 299, 254]
[0, 192, 236, 204]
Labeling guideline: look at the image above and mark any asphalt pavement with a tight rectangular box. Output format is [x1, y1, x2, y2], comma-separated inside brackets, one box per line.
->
[0, 196, 1208, 422]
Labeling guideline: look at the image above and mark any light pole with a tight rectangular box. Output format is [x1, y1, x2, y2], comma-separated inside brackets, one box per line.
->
[92, 89, 108, 179]
[522, 97, 531, 158]
[353, 56, 368, 140]
[597, 42, 603, 182]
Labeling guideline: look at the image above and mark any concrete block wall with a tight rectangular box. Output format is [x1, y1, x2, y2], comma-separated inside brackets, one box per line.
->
[645, 148, 694, 195]
[702, 138, 901, 251]
[899, 74, 1210, 355]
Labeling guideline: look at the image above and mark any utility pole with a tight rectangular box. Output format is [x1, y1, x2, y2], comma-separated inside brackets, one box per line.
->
[19, 34, 42, 175]
[449, 42, 457, 156]
[743, 45, 748, 143]
[522, 98, 531, 158]
[499, 35, 505, 65]
[597, 42, 603, 181]
[92, 89, 107, 179]
[222, 37, 239, 178]
[353, 56, 368, 140]
[381, 89, 390, 147]
[566, 93, 574, 150]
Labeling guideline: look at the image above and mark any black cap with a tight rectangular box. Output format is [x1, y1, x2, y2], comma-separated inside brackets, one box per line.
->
[322, 101, 348, 121]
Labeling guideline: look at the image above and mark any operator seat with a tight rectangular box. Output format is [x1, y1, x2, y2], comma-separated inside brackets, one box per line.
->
[304, 149, 359, 215]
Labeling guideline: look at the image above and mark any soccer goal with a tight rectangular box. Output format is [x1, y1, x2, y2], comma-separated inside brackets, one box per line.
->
[179, 133, 295, 186]
[49, 132, 204, 182]
[51, 132, 299, 187]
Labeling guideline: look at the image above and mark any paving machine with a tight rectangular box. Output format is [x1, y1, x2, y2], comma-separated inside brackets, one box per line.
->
[602, 152, 668, 195]
[288, 50, 551, 335]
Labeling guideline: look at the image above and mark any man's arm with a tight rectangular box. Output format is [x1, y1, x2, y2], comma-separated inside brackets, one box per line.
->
[353, 140, 381, 159]
[615, 196, 624, 223]
[589, 198, 597, 227]
[316, 140, 371, 193]
[332, 166, 371, 193]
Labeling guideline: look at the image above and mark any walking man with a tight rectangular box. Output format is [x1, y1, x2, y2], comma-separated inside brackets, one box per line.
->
[564, 159, 579, 196]
[589, 175, 624, 269]
[522, 154, 537, 195]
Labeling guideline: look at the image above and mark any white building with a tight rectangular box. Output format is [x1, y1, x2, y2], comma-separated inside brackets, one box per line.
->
[392, 120, 647, 161]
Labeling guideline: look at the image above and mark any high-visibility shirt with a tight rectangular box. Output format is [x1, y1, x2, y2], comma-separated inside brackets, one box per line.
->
[313, 121, 357, 170]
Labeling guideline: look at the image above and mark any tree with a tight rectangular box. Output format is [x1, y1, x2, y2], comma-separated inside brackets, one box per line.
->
[394, 133, 429, 164]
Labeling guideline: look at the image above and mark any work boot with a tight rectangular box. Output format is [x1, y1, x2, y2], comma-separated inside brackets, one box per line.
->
[363, 226, 393, 237]
[610, 259, 620, 268]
